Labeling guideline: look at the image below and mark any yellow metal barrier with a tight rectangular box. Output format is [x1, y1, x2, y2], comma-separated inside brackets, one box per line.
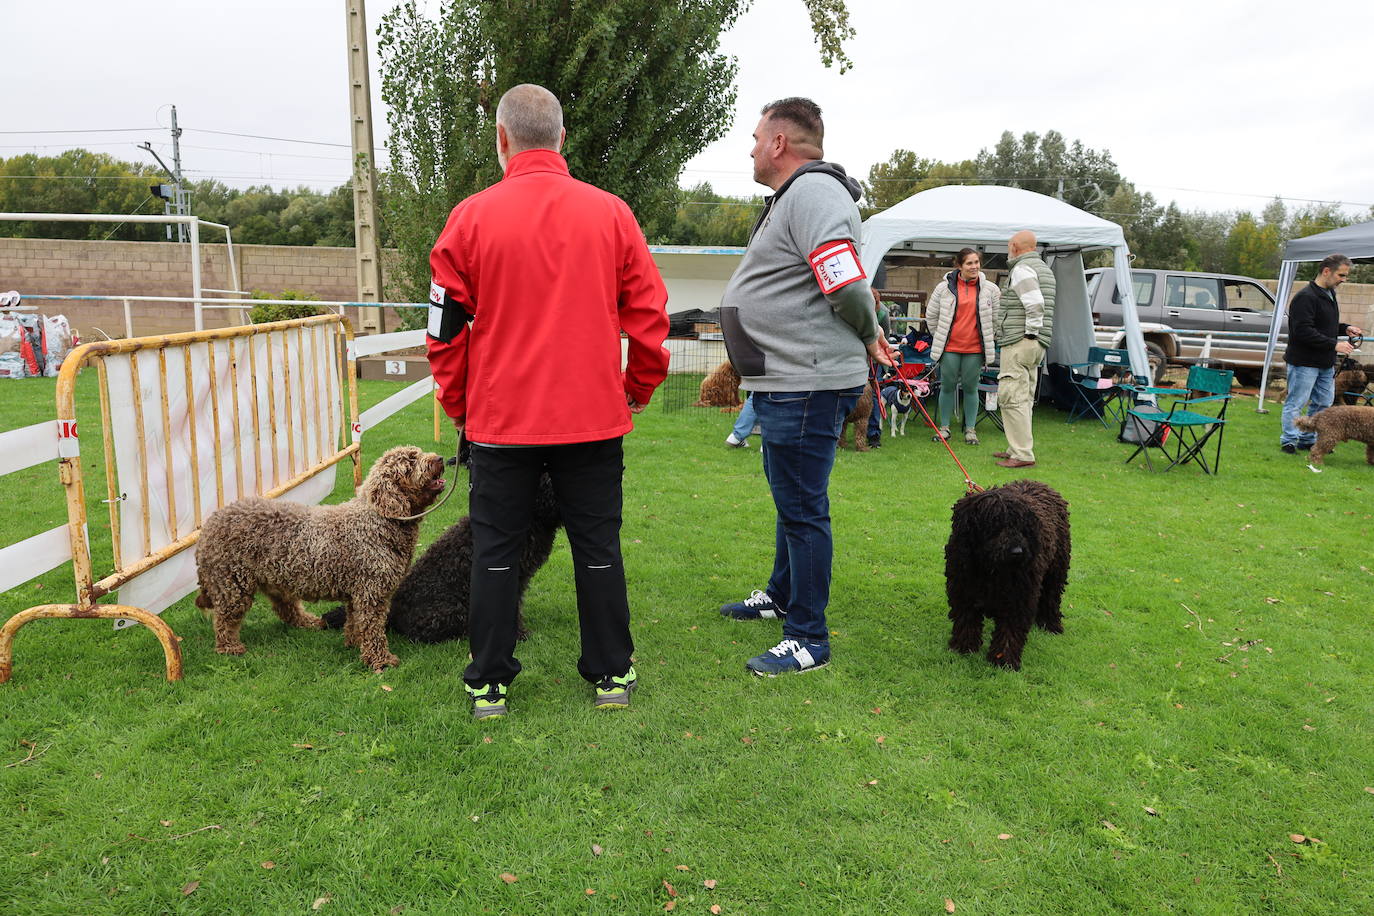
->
[0, 314, 360, 683]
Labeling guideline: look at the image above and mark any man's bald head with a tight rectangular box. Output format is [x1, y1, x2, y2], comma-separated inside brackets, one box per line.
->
[496, 84, 564, 155]
[1008, 230, 1038, 257]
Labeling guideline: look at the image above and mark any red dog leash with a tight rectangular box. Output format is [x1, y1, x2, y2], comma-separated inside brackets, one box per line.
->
[873, 357, 984, 494]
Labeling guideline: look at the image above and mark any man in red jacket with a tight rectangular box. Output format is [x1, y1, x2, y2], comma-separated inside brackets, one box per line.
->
[426, 83, 670, 719]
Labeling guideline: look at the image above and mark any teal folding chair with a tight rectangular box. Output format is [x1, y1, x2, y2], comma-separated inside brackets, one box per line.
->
[1067, 347, 1131, 427]
[1124, 366, 1234, 473]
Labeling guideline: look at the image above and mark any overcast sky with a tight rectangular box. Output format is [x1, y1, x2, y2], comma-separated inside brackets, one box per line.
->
[5, 0, 1373, 220]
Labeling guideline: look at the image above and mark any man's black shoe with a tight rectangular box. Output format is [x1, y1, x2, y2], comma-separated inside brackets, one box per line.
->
[1280, 443, 1297, 454]
[866, 437, 882, 449]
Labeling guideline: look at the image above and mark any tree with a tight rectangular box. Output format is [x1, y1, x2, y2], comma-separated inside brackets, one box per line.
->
[1102, 185, 1196, 269]
[973, 130, 1122, 215]
[861, 149, 933, 214]
[376, 0, 855, 307]
[0, 150, 165, 241]
[657, 183, 760, 247]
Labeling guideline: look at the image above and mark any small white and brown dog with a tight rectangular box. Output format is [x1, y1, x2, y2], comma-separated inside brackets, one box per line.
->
[881, 383, 914, 436]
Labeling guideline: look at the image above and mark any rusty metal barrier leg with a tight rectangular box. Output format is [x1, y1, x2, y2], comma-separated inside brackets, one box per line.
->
[0, 605, 183, 684]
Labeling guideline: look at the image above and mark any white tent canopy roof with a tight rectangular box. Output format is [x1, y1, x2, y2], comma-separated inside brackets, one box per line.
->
[862, 185, 1126, 274]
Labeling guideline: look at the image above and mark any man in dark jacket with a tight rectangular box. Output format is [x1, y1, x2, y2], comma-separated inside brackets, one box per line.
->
[1280, 253, 1364, 453]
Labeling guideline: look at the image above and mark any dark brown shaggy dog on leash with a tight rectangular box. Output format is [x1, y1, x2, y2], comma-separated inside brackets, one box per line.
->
[322, 474, 563, 643]
[693, 360, 742, 409]
[945, 479, 1070, 670]
[195, 446, 446, 671]
[1295, 405, 1374, 469]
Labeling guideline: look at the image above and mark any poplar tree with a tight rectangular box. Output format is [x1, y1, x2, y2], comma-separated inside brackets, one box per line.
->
[376, 0, 854, 307]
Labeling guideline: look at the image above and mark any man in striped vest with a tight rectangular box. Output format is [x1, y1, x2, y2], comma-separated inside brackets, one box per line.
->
[993, 229, 1055, 468]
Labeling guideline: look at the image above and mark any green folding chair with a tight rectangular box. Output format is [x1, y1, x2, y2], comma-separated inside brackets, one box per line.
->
[1124, 366, 1234, 473]
[1067, 347, 1131, 427]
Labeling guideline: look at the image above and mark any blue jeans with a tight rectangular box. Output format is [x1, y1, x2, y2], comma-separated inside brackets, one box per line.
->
[732, 393, 758, 441]
[1281, 364, 1334, 447]
[754, 387, 863, 643]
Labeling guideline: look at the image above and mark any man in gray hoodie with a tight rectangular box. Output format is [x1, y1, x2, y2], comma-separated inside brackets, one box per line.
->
[716, 97, 896, 676]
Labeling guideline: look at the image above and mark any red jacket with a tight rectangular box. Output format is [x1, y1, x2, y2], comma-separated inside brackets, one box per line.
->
[427, 149, 670, 445]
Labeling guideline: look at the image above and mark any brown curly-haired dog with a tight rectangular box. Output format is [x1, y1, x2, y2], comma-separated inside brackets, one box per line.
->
[693, 360, 742, 409]
[1334, 360, 1369, 405]
[194, 446, 447, 671]
[838, 386, 874, 452]
[1295, 405, 1374, 467]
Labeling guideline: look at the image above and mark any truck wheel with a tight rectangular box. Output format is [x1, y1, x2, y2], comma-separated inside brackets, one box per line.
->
[1145, 341, 1167, 381]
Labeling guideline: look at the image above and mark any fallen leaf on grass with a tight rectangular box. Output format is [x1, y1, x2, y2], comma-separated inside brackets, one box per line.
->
[292, 744, 315, 750]
[711, 906, 722, 914]
[865, 779, 879, 787]
[160, 820, 172, 827]
[389, 907, 405, 915]
[591, 843, 603, 856]
[1302, 725, 1315, 732]
[482, 737, 493, 744]
[663, 880, 677, 897]
[875, 736, 886, 745]
[181, 881, 199, 896]
[675, 865, 690, 871]
[1102, 821, 1117, 830]
[585, 888, 596, 896]
[1365, 787, 1374, 794]
[704, 879, 717, 889]
[1144, 807, 1159, 816]
[945, 899, 956, 913]
[499, 873, 517, 884]
[740, 736, 754, 745]
[1289, 834, 1306, 843]
[311, 895, 332, 910]
[997, 833, 1013, 840]
[261, 861, 276, 869]
[664, 902, 676, 912]
[1264, 597, 1279, 604]
[380, 685, 393, 692]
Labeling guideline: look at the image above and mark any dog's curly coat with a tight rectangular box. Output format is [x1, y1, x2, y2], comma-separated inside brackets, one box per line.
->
[194, 445, 446, 671]
[1295, 405, 1374, 467]
[693, 361, 742, 409]
[945, 479, 1070, 670]
[1335, 359, 1370, 405]
[321, 474, 562, 643]
[838, 386, 875, 452]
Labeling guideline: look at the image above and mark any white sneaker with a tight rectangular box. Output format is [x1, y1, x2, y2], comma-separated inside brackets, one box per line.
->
[725, 433, 750, 448]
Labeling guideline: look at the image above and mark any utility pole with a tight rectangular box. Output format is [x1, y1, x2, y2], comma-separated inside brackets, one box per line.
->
[345, 0, 383, 333]
[170, 106, 188, 243]
[140, 104, 188, 242]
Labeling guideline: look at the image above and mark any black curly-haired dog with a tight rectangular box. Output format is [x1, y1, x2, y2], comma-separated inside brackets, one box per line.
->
[322, 473, 562, 643]
[945, 479, 1070, 670]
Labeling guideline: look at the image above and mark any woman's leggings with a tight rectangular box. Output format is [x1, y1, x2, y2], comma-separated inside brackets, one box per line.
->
[938, 351, 983, 430]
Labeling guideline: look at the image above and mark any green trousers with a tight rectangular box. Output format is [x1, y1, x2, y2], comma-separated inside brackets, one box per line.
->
[938, 351, 983, 431]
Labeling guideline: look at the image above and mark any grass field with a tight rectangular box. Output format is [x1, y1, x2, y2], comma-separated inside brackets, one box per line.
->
[2, 374, 1372, 914]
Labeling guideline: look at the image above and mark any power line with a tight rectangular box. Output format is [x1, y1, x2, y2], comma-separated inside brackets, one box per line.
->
[183, 127, 354, 149]
[0, 127, 160, 135]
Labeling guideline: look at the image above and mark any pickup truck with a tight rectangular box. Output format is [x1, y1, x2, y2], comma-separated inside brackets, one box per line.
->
[1085, 268, 1280, 385]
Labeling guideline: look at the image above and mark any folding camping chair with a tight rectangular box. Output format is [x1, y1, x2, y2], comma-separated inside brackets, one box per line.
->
[1067, 347, 1131, 427]
[1124, 365, 1234, 473]
[976, 367, 1003, 431]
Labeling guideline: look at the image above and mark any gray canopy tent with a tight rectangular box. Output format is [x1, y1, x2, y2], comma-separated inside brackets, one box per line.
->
[1258, 219, 1374, 408]
[860, 185, 1152, 384]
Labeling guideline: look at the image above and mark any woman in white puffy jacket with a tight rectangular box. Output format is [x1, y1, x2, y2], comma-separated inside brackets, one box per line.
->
[925, 248, 999, 445]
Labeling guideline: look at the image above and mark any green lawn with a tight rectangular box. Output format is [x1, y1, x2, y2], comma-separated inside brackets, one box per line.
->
[2, 376, 1372, 914]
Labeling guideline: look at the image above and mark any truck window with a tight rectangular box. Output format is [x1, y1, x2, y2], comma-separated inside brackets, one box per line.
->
[1165, 276, 1223, 311]
[1222, 279, 1275, 313]
[1110, 272, 1155, 306]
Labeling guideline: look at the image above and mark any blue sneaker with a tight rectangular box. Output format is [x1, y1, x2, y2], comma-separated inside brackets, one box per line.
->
[720, 589, 786, 620]
[746, 638, 830, 676]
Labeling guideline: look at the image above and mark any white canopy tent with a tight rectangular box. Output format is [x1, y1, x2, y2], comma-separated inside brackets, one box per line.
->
[1258, 219, 1374, 409]
[860, 185, 1152, 385]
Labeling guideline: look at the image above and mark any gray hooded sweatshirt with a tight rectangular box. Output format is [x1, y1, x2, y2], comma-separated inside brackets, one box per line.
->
[719, 161, 877, 392]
